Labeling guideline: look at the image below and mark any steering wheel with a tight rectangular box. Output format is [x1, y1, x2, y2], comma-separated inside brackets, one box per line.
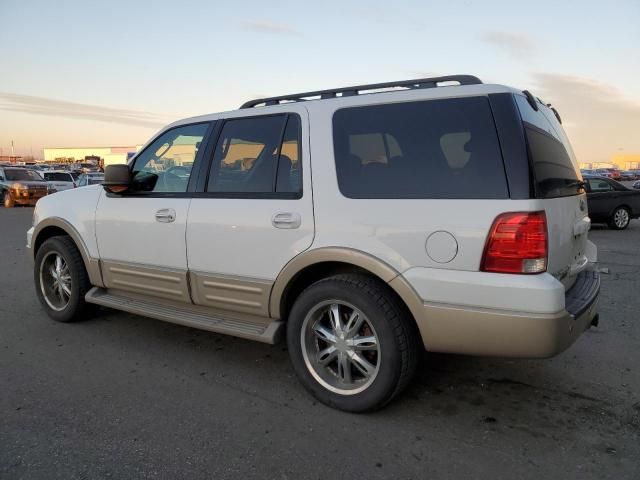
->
[160, 166, 190, 191]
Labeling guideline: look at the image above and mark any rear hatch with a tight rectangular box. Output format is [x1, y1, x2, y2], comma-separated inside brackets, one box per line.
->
[514, 94, 590, 289]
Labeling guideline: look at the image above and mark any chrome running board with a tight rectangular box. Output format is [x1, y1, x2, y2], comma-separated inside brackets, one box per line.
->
[85, 287, 283, 344]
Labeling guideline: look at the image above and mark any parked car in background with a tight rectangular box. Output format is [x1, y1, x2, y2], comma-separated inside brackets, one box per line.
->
[619, 170, 637, 181]
[43, 170, 77, 193]
[78, 162, 100, 173]
[580, 169, 595, 176]
[593, 169, 611, 178]
[583, 175, 640, 229]
[0, 166, 49, 207]
[76, 172, 104, 187]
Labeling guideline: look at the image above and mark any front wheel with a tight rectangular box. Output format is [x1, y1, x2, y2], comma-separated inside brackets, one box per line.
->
[287, 274, 419, 412]
[34, 236, 93, 322]
[609, 206, 630, 230]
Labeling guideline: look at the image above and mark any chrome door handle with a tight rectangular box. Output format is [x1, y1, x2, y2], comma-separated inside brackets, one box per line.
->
[272, 212, 301, 229]
[155, 208, 176, 223]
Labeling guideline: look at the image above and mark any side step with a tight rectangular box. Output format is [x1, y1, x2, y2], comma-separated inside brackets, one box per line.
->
[85, 287, 284, 344]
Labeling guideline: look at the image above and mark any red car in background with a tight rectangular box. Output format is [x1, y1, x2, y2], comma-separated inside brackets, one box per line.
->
[594, 168, 621, 179]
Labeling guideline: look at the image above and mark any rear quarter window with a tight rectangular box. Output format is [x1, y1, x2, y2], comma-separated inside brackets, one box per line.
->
[332, 96, 508, 199]
[514, 95, 582, 198]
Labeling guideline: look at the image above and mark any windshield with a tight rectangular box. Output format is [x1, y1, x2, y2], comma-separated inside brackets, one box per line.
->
[5, 169, 44, 181]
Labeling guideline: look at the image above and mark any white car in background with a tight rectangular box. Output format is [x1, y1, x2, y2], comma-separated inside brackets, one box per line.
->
[42, 171, 76, 193]
[76, 172, 105, 187]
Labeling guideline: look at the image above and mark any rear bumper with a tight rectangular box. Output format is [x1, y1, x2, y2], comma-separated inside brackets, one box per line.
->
[400, 268, 600, 358]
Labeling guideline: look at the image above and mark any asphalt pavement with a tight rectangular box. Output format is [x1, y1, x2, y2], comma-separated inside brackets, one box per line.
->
[1, 206, 638, 479]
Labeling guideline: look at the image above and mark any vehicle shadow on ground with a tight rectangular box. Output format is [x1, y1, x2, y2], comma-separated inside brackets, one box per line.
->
[85, 305, 634, 446]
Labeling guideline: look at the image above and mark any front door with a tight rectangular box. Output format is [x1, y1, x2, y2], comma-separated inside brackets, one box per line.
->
[186, 108, 314, 317]
[95, 122, 211, 303]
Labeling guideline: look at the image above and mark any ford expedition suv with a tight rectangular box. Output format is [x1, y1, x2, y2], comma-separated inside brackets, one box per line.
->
[27, 75, 600, 412]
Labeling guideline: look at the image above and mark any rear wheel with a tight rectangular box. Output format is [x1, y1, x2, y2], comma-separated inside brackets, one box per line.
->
[34, 236, 93, 322]
[608, 206, 630, 230]
[287, 274, 419, 412]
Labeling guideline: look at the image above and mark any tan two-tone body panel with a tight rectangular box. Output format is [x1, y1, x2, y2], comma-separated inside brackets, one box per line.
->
[190, 271, 272, 317]
[100, 261, 273, 315]
[100, 260, 192, 303]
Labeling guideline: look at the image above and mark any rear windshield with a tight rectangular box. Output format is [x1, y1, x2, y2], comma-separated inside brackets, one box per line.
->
[514, 95, 582, 198]
[44, 172, 72, 182]
[333, 96, 508, 199]
[5, 169, 44, 181]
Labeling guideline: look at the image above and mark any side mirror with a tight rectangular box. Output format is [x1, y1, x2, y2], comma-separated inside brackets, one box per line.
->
[103, 164, 131, 194]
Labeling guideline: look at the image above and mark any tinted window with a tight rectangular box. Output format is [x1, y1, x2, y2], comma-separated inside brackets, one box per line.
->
[207, 114, 301, 196]
[131, 123, 208, 193]
[5, 169, 44, 181]
[44, 172, 73, 182]
[587, 178, 612, 192]
[333, 97, 508, 199]
[515, 95, 581, 198]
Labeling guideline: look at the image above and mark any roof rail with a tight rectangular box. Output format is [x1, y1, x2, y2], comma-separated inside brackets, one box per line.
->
[240, 74, 482, 109]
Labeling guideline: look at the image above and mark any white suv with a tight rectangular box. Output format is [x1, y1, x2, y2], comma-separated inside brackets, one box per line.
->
[27, 75, 600, 412]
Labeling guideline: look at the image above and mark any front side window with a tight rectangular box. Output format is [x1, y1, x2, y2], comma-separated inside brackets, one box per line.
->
[332, 97, 508, 199]
[207, 114, 302, 196]
[131, 123, 209, 193]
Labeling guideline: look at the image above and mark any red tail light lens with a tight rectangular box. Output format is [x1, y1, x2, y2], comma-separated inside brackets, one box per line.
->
[481, 211, 548, 274]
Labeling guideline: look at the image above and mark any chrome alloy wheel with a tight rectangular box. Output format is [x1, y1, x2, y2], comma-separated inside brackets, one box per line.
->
[40, 252, 72, 311]
[614, 208, 629, 228]
[301, 300, 380, 395]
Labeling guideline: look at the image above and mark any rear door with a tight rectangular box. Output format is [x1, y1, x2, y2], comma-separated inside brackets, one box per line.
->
[186, 107, 314, 317]
[585, 177, 615, 219]
[514, 95, 590, 287]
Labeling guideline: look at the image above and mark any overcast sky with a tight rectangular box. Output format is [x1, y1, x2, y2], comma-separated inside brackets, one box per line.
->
[0, 0, 638, 163]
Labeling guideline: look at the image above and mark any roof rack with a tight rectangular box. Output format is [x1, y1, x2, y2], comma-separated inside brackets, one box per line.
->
[240, 74, 482, 109]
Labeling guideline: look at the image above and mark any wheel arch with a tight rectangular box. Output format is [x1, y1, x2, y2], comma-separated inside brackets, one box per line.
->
[32, 218, 104, 287]
[270, 248, 424, 334]
[609, 203, 632, 216]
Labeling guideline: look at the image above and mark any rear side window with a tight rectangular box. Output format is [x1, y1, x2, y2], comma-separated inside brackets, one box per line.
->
[586, 178, 612, 192]
[514, 95, 581, 198]
[332, 97, 508, 199]
[44, 172, 72, 182]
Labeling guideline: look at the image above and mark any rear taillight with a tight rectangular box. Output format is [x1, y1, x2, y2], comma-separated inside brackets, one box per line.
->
[481, 211, 547, 274]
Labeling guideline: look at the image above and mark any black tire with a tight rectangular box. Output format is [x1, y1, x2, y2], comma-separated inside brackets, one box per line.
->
[34, 236, 93, 322]
[287, 273, 419, 412]
[608, 206, 630, 230]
